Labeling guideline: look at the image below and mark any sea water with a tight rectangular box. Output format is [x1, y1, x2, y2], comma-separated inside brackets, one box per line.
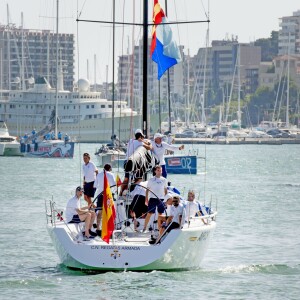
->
[0, 144, 299, 299]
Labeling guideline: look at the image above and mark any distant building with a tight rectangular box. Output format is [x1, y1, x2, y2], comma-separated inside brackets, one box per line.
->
[278, 10, 300, 55]
[117, 38, 182, 114]
[0, 24, 75, 91]
[258, 62, 277, 88]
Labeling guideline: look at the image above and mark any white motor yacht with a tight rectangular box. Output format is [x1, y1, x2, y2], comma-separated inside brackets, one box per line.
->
[0, 121, 22, 156]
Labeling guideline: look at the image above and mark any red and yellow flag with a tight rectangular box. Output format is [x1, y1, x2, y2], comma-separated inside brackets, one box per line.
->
[101, 171, 116, 244]
[116, 174, 122, 187]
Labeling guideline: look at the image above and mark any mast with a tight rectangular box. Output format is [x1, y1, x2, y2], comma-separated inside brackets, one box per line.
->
[93, 54, 96, 92]
[7, 5, 11, 90]
[142, 0, 148, 137]
[202, 27, 209, 125]
[112, 0, 115, 141]
[286, 33, 290, 128]
[55, 0, 59, 137]
[21, 12, 25, 91]
[186, 49, 190, 127]
[237, 44, 241, 128]
[165, 0, 172, 133]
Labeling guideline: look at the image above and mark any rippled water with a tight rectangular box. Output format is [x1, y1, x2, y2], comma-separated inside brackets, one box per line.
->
[1, 144, 299, 299]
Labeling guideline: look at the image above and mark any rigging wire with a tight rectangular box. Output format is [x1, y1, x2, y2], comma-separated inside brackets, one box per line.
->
[77, 0, 82, 183]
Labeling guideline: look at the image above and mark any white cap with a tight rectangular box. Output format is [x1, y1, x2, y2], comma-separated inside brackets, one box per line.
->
[135, 129, 144, 136]
[164, 193, 173, 203]
[154, 132, 164, 139]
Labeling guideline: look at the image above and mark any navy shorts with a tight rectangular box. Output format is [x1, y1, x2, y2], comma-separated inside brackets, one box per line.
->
[84, 181, 96, 197]
[95, 194, 103, 212]
[129, 195, 148, 218]
[68, 214, 81, 224]
[166, 222, 180, 233]
[148, 198, 165, 214]
[161, 165, 167, 178]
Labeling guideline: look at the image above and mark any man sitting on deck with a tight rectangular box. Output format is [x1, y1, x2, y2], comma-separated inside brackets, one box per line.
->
[65, 186, 96, 241]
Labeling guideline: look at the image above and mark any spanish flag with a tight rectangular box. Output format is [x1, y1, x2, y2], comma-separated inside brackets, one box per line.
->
[101, 171, 116, 244]
[116, 174, 122, 187]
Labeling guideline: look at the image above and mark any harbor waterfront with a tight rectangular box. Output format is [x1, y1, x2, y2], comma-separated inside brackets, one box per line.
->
[173, 137, 300, 145]
[0, 143, 299, 299]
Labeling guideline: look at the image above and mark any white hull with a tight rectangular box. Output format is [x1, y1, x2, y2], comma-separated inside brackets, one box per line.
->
[21, 140, 75, 158]
[0, 121, 22, 156]
[96, 151, 126, 168]
[6, 115, 144, 143]
[46, 198, 216, 271]
[0, 142, 22, 156]
[47, 220, 215, 271]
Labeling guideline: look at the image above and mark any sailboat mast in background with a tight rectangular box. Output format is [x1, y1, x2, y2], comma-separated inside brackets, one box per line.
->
[55, 0, 59, 138]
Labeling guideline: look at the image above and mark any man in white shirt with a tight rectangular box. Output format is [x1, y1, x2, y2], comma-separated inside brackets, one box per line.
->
[82, 152, 98, 206]
[143, 165, 168, 232]
[185, 190, 200, 222]
[65, 186, 96, 240]
[164, 195, 185, 232]
[93, 164, 116, 235]
[151, 132, 184, 178]
[185, 190, 207, 224]
[120, 129, 152, 195]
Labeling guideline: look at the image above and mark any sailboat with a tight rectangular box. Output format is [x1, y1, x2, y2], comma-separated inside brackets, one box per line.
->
[46, 0, 217, 271]
[0, 120, 22, 156]
[19, 0, 75, 158]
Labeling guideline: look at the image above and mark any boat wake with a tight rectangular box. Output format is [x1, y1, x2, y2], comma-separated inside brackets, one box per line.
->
[215, 263, 300, 274]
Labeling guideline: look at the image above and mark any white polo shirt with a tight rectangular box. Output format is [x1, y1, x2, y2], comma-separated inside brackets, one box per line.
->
[151, 141, 180, 165]
[147, 176, 167, 199]
[185, 201, 199, 220]
[82, 161, 97, 183]
[126, 139, 144, 159]
[170, 203, 185, 225]
[94, 170, 116, 197]
[130, 181, 148, 198]
[65, 195, 80, 222]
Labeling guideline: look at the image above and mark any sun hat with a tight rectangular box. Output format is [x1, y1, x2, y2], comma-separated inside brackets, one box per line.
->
[135, 128, 144, 136]
[154, 132, 164, 139]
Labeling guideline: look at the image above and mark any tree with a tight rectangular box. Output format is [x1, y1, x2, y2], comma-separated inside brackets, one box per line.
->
[254, 31, 278, 61]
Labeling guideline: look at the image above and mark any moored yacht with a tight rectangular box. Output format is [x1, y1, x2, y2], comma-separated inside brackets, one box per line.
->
[0, 77, 143, 143]
[0, 120, 22, 156]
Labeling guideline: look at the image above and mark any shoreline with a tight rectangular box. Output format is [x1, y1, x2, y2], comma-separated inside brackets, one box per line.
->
[173, 137, 300, 145]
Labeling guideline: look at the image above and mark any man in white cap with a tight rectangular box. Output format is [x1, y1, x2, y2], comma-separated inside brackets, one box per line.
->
[126, 129, 152, 159]
[151, 132, 184, 178]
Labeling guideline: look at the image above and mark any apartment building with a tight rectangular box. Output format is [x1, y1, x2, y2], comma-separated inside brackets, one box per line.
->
[0, 24, 75, 91]
[278, 10, 300, 55]
[117, 38, 182, 113]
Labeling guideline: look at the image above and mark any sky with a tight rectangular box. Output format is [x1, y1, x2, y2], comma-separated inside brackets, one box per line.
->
[0, 0, 299, 85]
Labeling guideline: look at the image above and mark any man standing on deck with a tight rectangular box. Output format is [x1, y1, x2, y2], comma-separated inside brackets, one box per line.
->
[143, 165, 168, 232]
[151, 132, 184, 178]
[82, 152, 98, 206]
[120, 129, 152, 195]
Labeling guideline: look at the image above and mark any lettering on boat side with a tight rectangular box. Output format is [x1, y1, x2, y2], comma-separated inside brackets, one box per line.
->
[189, 232, 209, 242]
[91, 245, 141, 250]
[38, 147, 51, 152]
